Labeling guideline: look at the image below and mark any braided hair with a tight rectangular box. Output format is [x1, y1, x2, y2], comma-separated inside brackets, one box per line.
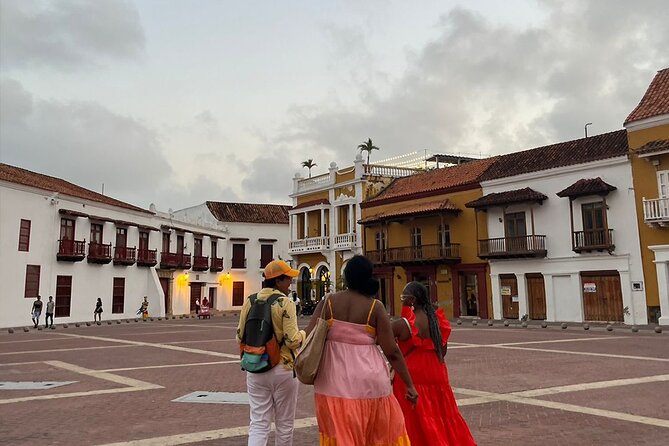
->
[405, 281, 443, 362]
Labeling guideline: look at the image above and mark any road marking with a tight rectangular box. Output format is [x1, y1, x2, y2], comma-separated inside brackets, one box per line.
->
[0, 345, 137, 355]
[99, 360, 240, 373]
[491, 345, 669, 362]
[56, 333, 239, 359]
[511, 373, 669, 397]
[496, 336, 628, 346]
[0, 337, 64, 344]
[0, 361, 42, 367]
[163, 339, 237, 345]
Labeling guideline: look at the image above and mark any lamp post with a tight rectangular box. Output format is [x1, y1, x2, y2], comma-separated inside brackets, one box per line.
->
[584, 122, 592, 138]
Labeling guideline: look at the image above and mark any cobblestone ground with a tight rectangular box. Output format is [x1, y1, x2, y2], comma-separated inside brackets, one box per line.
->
[0, 317, 667, 445]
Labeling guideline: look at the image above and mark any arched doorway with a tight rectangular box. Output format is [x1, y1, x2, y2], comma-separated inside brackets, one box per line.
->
[316, 266, 330, 300]
[298, 267, 311, 302]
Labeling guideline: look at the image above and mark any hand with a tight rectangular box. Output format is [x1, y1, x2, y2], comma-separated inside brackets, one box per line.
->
[405, 385, 418, 407]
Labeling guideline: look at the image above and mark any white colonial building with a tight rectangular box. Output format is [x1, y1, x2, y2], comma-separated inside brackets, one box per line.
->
[465, 130, 648, 325]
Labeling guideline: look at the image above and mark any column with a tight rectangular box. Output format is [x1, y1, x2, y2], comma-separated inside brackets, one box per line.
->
[618, 270, 637, 325]
[333, 206, 339, 236]
[657, 260, 669, 326]
[490, 273, 502, 320]
[321, 208, 326, 238]
[544, 274, 556, 322]
[517, 274, 528, 320]
[303, 212, 308, 239]
[348, 204, 354, 234]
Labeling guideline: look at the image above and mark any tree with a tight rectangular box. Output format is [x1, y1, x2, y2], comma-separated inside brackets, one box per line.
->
[357, 138, 380, 165]
[301, 159, 317, 178]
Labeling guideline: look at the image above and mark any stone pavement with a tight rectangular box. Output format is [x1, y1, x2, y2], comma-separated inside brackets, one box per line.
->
[0, 317, 667, 445]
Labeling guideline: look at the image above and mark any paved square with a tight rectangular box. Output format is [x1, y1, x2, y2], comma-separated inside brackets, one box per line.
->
[0, 318, 667, 445]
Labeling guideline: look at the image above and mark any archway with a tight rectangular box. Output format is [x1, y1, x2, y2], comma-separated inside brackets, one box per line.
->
[316, 265, 330, 300]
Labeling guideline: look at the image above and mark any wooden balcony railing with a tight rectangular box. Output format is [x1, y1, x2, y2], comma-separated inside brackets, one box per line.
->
[137, 249, 157, 267]
[231, 257, 247, 269]
[193, 255, 209, 271]
[177, 253, 192, 269]
[210, 257, 224, 272]
[643, 197, 669, 226]
[87, 242, 112, 264]
[366, 244, 460, 265]
[160, 252, 179, 269]
[478, 235, 547, 259]
[573, 229, 615, 253]
[114, 246, 136, 266]
[57, 239, 86, 261]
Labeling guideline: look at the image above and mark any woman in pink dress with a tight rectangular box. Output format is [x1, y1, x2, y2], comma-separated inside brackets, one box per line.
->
[305, 255, 418, 445]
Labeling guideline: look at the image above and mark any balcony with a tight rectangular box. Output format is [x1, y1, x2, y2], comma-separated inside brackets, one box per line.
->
[231, 257, 247, 269]
[573, 229, 615, 253]
[137, 249, 158, 267]
[113, 246, 136, 266]
[643, 197, 669, 227]
[333, 233, 357, 250]
[367, 244, 461, 265]
[87, 242, 112, 264]
[289, 236, 330, 254]
[210, 257, 224, 272]
[478, 235, 547, 259]
[193, 255, 209, 271]
[160, 252, 179, 269]
[177, 253, 192, 269]
[57, 239, 86, 262]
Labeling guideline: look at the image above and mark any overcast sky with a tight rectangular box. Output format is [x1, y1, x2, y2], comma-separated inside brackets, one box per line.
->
[1, 0, 668, 210]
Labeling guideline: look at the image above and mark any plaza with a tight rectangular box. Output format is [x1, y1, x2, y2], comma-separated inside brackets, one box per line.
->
[1, 317, 667, 445]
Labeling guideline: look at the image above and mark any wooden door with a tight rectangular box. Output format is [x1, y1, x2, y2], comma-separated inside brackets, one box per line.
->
[500, 274, 519, 319]
[160, 278, 170, 314]
[232, 281, 245, 306]
[190, 283, 203, 312]
[208, 287, 216, 309]
[582, 272, 624, 321]
[55, 276, 72, 317]
[504, 212, 527, 252]
[526, 273, 546, 320]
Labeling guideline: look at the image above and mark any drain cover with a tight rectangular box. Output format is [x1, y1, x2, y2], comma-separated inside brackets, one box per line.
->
[0, 381, 77, 390]
[172, 391, 249, 405]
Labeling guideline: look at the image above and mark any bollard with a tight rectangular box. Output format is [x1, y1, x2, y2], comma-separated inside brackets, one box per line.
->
[456, 319, 462, 326]
[541, 322, 548, 328]
[606, 325, 613, 332]
[503, 320, 510, 327]
[561, 323, 568, 329]
[521, 321, 528, 328]
[487, 320, 493, 327]
[8, 328, 14, 334]
[583, 324, 589, 331]
[655, 326, 662, 334]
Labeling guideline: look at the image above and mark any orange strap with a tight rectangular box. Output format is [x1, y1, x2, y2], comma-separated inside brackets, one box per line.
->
[366, 300, 377, 325]
[326, 297, 334, 321]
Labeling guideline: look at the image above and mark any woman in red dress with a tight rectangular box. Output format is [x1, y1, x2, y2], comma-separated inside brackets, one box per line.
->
[392, 281, 476, 446]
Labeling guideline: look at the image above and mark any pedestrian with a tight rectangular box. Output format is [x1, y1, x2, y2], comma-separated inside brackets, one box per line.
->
[392, 281, 476, 446]
[31, 295, 43, 328]
[304, 255, 417, 445]
[94, 298, 103, 322]
[137, 296, 149, 320]
[236, 259, 305, 446]
[195, 297, 200, 315]
[45, 296, 55, 328]
[292, 291, 301, 317]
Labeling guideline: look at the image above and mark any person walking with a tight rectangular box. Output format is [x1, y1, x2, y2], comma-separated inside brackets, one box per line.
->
[236, 260, 305, 446]
[94, 298, 103, 322]
[31, 295, 43, 328]
[292, 291, 301, 317]
[137, 296, 149, 320]
[304, 255, 417, 445]
[195, 297, 200, 315]
[392, 281, 476, 446]
[45, 296, 55, 328]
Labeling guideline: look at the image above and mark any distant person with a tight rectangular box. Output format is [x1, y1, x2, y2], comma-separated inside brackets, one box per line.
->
[137, 296, 149, 320]
[94, 298, 103, 322]
[31, 295, 43, 329]
[292, 291, 301, 317]
[304, 255, 417, 445]
[392, 281, 476, 446]
[45, 296, 55, 329]
[195, 297, 201, 315]
[310, 287, 316, 303]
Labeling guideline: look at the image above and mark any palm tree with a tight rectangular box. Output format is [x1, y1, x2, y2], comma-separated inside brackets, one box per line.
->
[301, 159, 317, 178]
[357, 138, 380, 165]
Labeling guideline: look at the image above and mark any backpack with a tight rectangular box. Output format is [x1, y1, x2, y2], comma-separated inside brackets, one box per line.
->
[240, 293, 283, 373]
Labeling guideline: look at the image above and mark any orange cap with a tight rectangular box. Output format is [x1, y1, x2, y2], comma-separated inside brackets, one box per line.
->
[264, 260, 299, 280]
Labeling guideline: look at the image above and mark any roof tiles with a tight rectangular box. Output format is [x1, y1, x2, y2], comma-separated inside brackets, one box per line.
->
[556, 177, 617, 198]
[465, 188, 548, 209]
[360, 199, 460, 224]
[625, 68, 669, 125]
[206, 201, 290, 224]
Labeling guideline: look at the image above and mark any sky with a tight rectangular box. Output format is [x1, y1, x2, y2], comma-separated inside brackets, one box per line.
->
[1, 0, 668, 210]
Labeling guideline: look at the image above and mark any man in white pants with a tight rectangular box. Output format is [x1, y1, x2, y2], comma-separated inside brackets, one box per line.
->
[237, 260, 305, 446]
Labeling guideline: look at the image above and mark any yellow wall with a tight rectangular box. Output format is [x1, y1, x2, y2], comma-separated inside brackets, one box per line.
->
[335, 169, 355, 184]
[297, 190, 329, 205]
[627, 123, 669, 308]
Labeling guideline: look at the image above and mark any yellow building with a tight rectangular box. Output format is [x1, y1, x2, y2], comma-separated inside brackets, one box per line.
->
[624, 67, 669, 325]
[360, 158, 496, 318]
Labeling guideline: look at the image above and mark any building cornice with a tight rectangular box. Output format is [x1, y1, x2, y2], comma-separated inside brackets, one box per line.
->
[624, 114, 669, 132]
[361, 182, 479, 209]
[289, 178, 363, 199]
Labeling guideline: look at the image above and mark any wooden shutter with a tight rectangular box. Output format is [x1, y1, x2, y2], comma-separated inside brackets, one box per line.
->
[18, 219, 31, 251]
[24, 265, 40, 298]
[232, 281, 245, 306]
[260, 244, 273, 268]
[232, 244, 246, 268]
[55, 276, 72, 317]
[112, 278, 125, 314]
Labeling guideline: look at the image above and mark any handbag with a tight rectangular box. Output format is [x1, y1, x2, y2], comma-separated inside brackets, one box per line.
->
[294, 295, 332, 385]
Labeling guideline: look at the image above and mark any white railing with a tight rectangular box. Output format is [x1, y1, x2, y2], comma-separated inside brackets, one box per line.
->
[296, 173, 333, 193]
[364, 164, 419, 178]
[643, 197, 669, 225]
[333, 233, 357, 250]
[289, 236, 330, 253]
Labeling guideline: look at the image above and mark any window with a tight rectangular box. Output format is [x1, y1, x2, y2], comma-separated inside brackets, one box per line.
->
[162, 232, 171, 253]
[658, 170, 668, 198]
[60, 218, 75, 240]
[375, 231, 386, 251]
[504, 212, 527, 237]
[55, 276, 72, 317]
[24, 265, 40, 298]
[116, 227, 127, 248]
[112, 278, 125, 314]
[411, 227, 422, 248]
[90, 223, 103, 244]
[260, 244, 273, 268]
[232, 281, 245, 306]
[439, 224, 451, 246]
[211, 240, 218, 258]
[177, 234, 185, 254]
[582, 202, 606, 232]
[139, 231, 149, 251]
[18, 219, 31, 251]
[232, 244, 246, 268]
[194, 238, 203, 257]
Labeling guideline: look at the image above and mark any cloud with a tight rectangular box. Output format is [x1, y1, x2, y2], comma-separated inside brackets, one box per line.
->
[274, 0, 669, 163]
[0, 0, 145, 70]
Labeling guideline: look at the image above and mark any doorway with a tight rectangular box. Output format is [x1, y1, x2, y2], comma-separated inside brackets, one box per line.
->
[160, 278, 170, 315]
[526, 273, 546, 320]
[499, 274, 519, 319]
[190, 283, 203, 313]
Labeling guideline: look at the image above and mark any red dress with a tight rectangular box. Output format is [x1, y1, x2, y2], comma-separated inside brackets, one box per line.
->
[393, 306, 477, 446]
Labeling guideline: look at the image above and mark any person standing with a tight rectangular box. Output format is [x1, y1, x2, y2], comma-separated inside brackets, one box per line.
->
[236, 260, 304, 446]
[31, 295, 43, 329]
[304, 255, 417, 445]
[94, 298, 103, 322]
[195, 297, 200, 315]
[45, 296, 55, 329]
[392, 281, 476, 446]
[140, 296, 149, 320]
[292, 291, 301, 317]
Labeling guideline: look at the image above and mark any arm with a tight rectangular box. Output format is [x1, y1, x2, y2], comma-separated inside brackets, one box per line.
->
[391, 318, 411, 342]
[276, 298, 305, 351]
[303, 299, 327, 337]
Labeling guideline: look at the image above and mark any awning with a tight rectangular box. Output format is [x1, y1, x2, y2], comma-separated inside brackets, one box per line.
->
[360, 199, 460, 225]
[636, 139, 669, 158]
[465, 188, 548, 209]
[556, 178, 616, 198]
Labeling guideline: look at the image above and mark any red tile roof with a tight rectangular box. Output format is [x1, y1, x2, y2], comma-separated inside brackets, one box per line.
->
[363, 158, 497, 207]
[556, 178, 616, 198]
[625, 68, 669, 125]
[479, 130, 629, 182]
[636, 139, 669, 156]
[206, 201, 290, 224]
[360, 199, 460, 224]
[292, 198, 330, 210]
[0, 163, 152, 214]
[465, 188, 548, 209]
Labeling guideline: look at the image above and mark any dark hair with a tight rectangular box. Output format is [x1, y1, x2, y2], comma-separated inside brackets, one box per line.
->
[404, 281, 443, 362]
[263, 274, 290, 289]
[343, 255, 379, 297]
